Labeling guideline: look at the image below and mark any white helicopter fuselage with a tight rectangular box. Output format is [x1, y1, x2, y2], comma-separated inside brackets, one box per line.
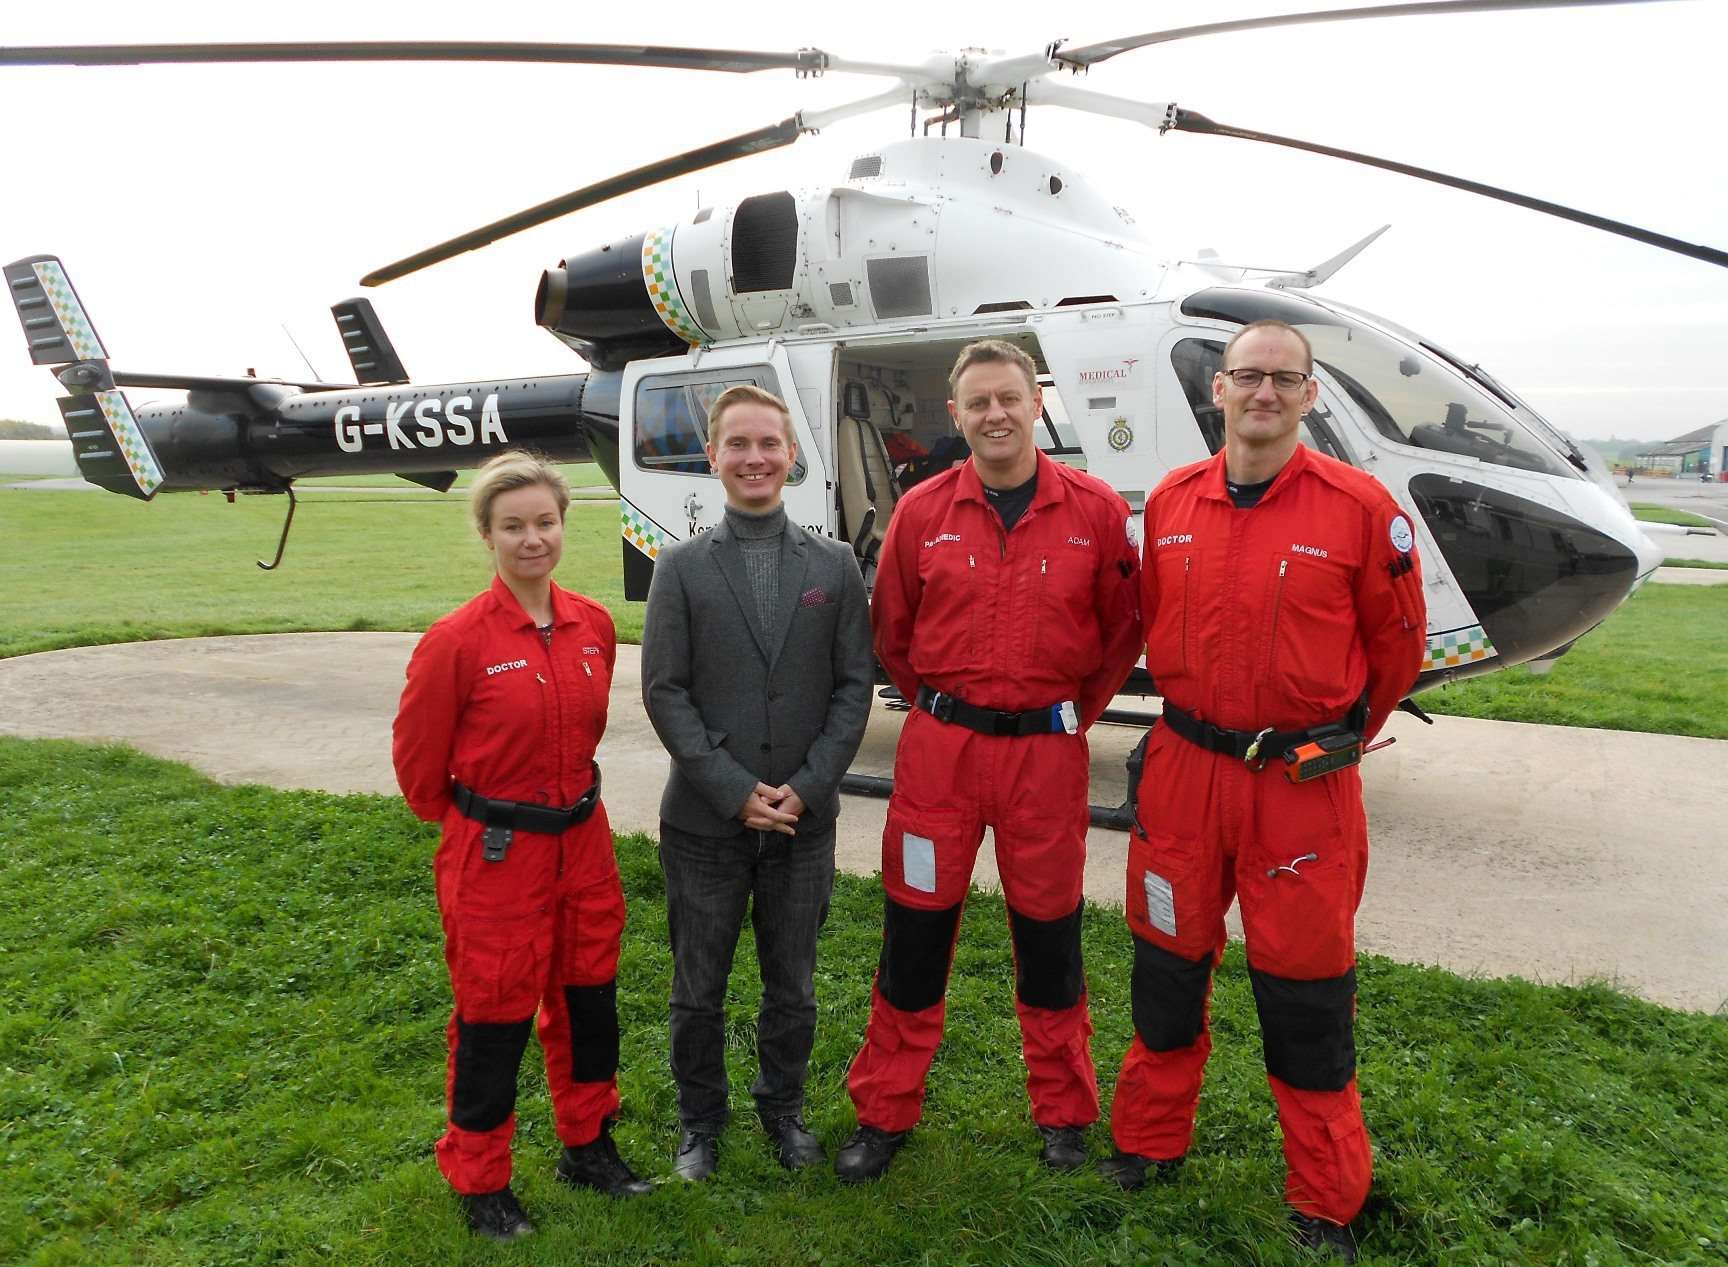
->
[579, 137, 1658, 690]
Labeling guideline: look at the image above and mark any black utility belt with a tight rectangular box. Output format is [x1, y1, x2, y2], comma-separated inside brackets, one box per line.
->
[915, 686, 1078, 737]
[452, 762, 602, 862]
[1158, 702, 1366, 782]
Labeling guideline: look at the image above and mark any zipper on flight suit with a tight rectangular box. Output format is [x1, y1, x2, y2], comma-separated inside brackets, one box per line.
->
[1266, 559, 1289, 675]
[1180, 556, 1192, 673]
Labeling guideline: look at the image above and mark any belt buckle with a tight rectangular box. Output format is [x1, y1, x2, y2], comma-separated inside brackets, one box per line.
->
[1243, 726, 1275, 771]
[928, 691, 955, 723]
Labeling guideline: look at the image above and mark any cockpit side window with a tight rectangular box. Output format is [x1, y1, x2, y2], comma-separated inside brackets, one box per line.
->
[1304, 324, 1571, 478]
[1169, 338, 1351, 463]
[633, 370, 807, 482]
[1177, 288, 1576, 480]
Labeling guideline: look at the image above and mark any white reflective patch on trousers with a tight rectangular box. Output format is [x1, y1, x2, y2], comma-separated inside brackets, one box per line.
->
[902, 832, 937, 894]
[1143, 870, 1177, 937]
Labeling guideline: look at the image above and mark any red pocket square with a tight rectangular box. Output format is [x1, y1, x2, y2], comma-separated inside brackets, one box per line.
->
[799, 587, 830, 607]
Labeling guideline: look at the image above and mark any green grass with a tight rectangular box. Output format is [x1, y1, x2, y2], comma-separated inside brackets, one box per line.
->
[1, 738, 1724, 1266]
[1630, 503, 1717, 528]
[0, 489, 643, 657]
[1417, 584, 1728, 739]
[1665, 558, 1728, 571]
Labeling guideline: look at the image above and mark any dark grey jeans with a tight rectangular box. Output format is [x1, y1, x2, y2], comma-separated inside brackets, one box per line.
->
[659, 819, 836, 1133]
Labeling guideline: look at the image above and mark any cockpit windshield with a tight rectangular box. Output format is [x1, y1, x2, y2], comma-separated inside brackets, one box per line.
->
[1180, 289, 1577, 480]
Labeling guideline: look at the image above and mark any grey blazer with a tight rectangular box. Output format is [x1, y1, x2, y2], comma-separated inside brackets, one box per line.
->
[641, 514, 874, 837]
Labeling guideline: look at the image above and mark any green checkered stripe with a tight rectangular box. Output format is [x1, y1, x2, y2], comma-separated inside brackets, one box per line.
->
[97, 390, 164, 496]
[640, 226, 706, 346]
[621, 499, 667, 560]
[1426, 625, 1496, 669]
[33, 260, 106, 361]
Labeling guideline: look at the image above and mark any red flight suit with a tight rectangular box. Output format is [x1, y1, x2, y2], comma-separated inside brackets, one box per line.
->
[1112, 444, 1426, 1224]
[394, 575, 625, 1196]
[848, 451, 1143, 1132]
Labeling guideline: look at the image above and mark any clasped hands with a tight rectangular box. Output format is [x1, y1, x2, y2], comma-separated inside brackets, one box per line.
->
[740, 781, 805, 834]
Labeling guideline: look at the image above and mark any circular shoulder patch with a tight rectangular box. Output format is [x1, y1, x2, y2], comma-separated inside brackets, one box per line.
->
[1125, 512, 1142, 551]
[1388, 514, 1415, 553]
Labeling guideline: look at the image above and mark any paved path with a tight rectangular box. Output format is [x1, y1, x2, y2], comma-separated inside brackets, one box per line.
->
[2, 634, 1723, 1014]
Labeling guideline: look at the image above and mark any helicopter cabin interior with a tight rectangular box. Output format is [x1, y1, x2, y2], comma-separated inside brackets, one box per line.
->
[828, 333, 1084, 571]
[625, 330, 1085, 590]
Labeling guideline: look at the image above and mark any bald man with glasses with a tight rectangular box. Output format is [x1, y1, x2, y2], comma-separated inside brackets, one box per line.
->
[1102, 320, 1427, 1262]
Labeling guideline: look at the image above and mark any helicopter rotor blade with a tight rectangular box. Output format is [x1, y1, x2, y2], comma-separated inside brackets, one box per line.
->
[0, 40, 835, 74]
[361, 82, 910, 286]
[1165, 108, 1728, 270]
[1056, 0, 1671, 68]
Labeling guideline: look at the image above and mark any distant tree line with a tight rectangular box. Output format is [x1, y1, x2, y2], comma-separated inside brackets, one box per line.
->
[0, 419, 57, 440]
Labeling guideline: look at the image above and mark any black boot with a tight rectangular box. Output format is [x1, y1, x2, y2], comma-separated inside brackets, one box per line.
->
[1037, 1125, 1088, 1170]
[457, 1186, 534, 1240]
[1291, 1212, 1359, 1262]
[555, 1124, 654, 1197]
[1097, 1150, 1184, 1192]
[672, 1129, 719, 1182]
[762, 1115, 826, 1170]
[834, 1125, 908, 1183]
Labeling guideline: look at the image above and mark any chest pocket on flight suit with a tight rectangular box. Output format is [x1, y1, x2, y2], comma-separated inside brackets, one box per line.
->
[1037, 541, 1100, 668]
[1152, 550, 1196, 681]
[1262, 553, 1357, 710]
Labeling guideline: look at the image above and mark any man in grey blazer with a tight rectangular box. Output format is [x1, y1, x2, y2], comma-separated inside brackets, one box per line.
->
[641, 384, 874, 1181]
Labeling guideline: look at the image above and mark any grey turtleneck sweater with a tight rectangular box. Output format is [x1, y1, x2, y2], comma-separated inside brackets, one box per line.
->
[726, 502, 786, 632]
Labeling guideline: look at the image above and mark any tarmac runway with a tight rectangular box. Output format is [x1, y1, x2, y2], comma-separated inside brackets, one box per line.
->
[2, 633, 1723, 1014]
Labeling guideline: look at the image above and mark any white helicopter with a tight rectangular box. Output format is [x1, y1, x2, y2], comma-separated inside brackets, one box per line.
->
[6, 0, 1716, 720]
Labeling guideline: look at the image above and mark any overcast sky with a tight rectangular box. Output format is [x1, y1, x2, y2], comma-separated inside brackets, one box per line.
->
[2, 0, 1725, 443]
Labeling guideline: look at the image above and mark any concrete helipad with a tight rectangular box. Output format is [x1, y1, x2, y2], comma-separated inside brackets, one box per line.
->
[2, 634, 1723, 1014]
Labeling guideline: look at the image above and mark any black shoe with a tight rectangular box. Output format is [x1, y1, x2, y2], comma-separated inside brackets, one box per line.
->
[555, 1125, 654, 1197]
[457, 1186, 534, 1241]
[1291, 1212, 1359, 1262]
[1097, 1150, 1184, 1192]
[672, 1129, 720, 1182]
[1037, 1125, 1088, 1170]
[762, 1115, 826, 1170]
[834, 1125, 908, 1183]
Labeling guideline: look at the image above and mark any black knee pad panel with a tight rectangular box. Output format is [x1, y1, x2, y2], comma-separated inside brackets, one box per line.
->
[1130, 936, 1212, 1052]
[1009, 901, 1085, 1010]
[878, 896, 962, 1013]
[1249, 966, 1357, 1091]
[451, 1016, 533, 1132]
[564, 980, 620, 1083]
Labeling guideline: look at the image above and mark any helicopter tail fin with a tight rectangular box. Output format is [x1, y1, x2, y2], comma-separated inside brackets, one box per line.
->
[1265, 225, 1390, 290]
[5, 254, 164, 499]
[330, 297, 409, 385]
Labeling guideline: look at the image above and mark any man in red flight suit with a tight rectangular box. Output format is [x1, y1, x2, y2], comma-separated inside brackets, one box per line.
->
[837, 339, 1142, 1182]
[1101, 320, 1426, 1262]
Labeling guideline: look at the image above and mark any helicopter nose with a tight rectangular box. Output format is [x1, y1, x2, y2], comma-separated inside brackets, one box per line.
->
[1408, 474, 1641, 675]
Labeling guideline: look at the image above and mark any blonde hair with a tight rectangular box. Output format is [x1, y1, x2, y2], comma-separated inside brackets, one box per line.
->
[469, 450, 571, 534]
[948, 338, 1038, 397]
[707, 384, 794, 446]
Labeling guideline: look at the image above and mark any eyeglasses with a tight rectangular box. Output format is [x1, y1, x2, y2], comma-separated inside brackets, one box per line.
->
[1221, 368, 1311, 391]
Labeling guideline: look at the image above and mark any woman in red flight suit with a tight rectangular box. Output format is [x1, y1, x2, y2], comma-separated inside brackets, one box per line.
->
[393, 451, 651, 1241]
